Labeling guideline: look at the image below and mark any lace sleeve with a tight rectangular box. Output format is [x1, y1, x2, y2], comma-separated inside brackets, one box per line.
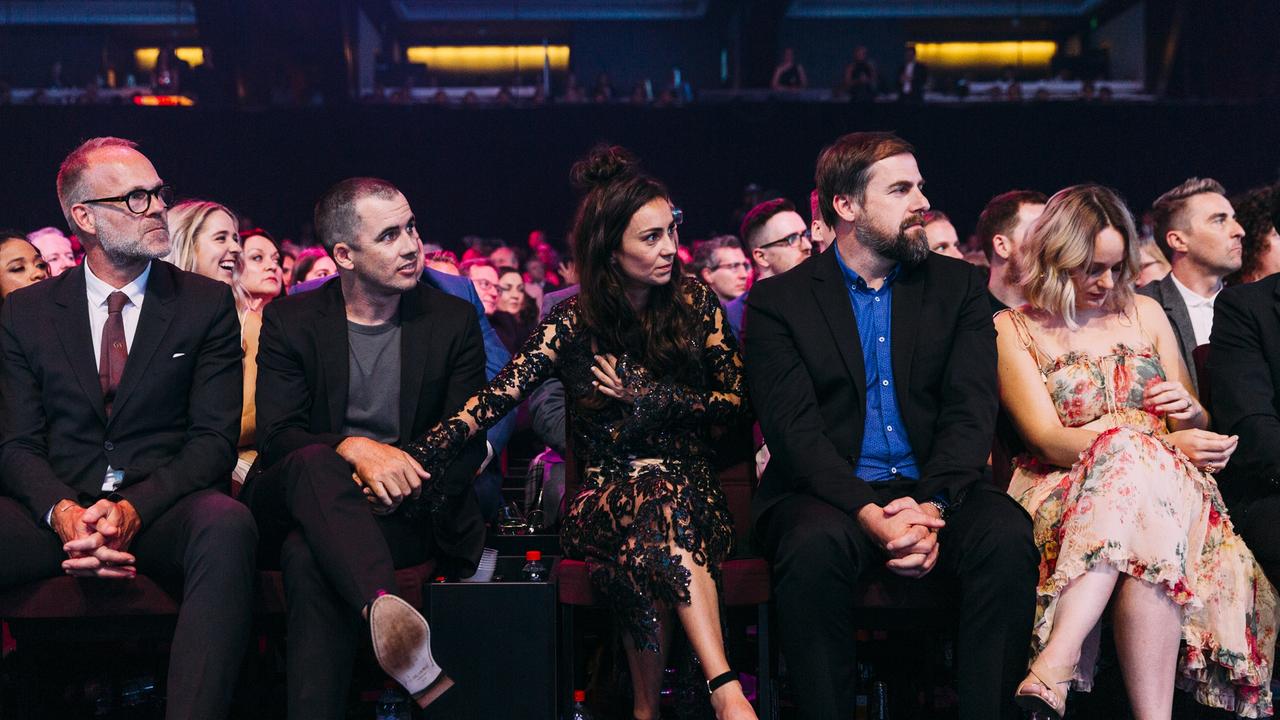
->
[618, 281, 749, 425]
[406, 301, 570, 481]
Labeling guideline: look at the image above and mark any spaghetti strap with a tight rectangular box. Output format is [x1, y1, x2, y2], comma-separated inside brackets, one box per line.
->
[1130, 303, 1158, 352]
[999, 308, 1049, 370]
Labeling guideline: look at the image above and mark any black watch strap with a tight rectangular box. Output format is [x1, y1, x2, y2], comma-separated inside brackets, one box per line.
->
[706, 670, 738, 695]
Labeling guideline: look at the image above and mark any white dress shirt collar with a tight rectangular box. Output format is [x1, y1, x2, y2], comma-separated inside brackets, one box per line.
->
[84, 258, 151, 310]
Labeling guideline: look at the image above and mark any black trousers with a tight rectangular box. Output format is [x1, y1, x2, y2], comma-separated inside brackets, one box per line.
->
[761, 481, 1038, 720]
[1227, 491, 1280, 589]
[0, 489, 257, 720]
[239, 443, 436, 720]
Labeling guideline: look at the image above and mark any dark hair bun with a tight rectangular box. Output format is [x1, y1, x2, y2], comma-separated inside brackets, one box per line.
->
[570, 144, 640, 192]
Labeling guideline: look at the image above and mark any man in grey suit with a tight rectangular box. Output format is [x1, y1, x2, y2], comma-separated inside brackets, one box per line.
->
[1138, 178, 1244, 394]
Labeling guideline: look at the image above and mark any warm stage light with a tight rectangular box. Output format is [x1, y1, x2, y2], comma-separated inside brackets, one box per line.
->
[134, 47, 205, 71]
[406, 45, 571, 74]
[132, 95, 195, 107]
[912, 41, 1057, 69]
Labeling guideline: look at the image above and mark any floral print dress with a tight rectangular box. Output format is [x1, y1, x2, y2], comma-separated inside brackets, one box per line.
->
[1003, 309, 1278, 717]
[407, 279, 748, 652]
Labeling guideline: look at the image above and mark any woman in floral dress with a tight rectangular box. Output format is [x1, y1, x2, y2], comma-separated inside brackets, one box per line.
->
[994, 184, 1277, 719]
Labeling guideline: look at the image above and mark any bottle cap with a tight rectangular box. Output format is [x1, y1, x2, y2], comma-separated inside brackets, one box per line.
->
[526, 550, 542, 561]
[574, 690, 586, 702]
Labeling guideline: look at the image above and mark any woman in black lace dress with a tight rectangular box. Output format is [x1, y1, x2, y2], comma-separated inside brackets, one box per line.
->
[405, 145, 757, 720]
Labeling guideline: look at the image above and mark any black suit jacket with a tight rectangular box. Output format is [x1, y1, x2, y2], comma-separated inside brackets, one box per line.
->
[1209, 274, 1280, 497]
[0, 261, 243, 524]
[1138, 274, 1199, 395]
[744, 249, 998, 524]
[253, 278, 488, 560]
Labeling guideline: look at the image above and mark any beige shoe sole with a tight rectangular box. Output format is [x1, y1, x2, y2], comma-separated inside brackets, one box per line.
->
[369, 594, 452, 708]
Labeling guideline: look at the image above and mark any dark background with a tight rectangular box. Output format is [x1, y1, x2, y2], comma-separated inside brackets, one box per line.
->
[3, 100, 1278, 249]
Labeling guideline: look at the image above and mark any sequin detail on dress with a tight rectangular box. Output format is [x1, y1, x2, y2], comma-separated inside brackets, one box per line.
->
[406, 279, 748, 651]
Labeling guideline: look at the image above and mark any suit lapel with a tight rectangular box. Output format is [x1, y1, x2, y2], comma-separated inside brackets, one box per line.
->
[317, 280, 351, 431]
[812, 251, 866, 404]
[397, 286, 437, 438]
[106, 262, 176, 424]
[51, 267, 108, 425]
[1158, 275, 1197, 364]
[890, 262, 924, 402]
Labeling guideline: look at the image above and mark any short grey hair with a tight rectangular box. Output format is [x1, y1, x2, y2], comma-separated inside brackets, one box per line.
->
[56, 137, 140, 228]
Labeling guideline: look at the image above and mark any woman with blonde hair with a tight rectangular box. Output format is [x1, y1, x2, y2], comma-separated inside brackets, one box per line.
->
[166, 199, 261, 482]
[995, 184, 1277, 719]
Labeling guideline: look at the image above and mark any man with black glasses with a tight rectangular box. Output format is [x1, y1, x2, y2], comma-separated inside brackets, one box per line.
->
[0, 136, 256, 720]
[726, 198, 813, 338]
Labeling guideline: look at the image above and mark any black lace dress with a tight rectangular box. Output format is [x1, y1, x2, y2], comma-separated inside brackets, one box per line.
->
[406, 279, 748, 651]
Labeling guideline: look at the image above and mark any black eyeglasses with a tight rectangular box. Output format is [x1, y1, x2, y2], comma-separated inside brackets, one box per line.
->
[81, 185, 175, 215]
[758, 228, 811, 251]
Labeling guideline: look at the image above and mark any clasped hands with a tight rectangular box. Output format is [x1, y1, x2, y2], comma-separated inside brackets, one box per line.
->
[1145, 381, 1237, 474]
[52, 497, 142, 579]
[338, 436, 431, 514]
[856, 497, 945, 579]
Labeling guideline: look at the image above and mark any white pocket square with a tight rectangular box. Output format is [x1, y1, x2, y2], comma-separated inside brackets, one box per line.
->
[172, 352, 186, 358]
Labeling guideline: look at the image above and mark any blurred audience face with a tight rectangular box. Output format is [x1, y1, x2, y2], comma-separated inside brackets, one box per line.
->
[280, 251, 296, 282]
[0, 238, 50, 297]
[700, 246, 750, 301]
[191, 209, 241, 284]
[303, 254, 337, 282]
[468, 264, 500, 314]
[332, 191, 422, 295]
[753, 210, 812, 278]
[524, 257, 546, 284]
[615, 198, 679, 290]
[27, 228, 76, 276]
[1072, 227, 1126, 311]
[489, 246, 518, 270]
[1136, 243, 1171, 287]
[496, 268, 527, 314]
[241, 233, 284, 301]
[1253, 225, 1280, 281]
[1168, 192, 1244, 277]
[924, 217, 964, 259]
[810, 190, 834, 254]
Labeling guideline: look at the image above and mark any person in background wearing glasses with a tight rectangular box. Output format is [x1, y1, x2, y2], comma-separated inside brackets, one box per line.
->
[727, 198, 814, 339]
[694, 235, 751, 305]
[459, 257, 500, 315]
[0, 137, 256, 720]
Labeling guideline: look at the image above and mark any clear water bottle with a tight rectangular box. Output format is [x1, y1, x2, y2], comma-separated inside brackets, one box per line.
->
[567, 689, 593, 719]
[375, 686, 410, 720]
[521, 550, 547, 582]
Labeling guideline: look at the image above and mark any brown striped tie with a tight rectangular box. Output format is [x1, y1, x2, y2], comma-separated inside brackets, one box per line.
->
[99, 291, 129, 416]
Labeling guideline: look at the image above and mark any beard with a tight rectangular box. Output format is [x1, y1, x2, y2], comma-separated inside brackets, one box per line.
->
[854, 212, 930, 267]
[94, 212, 171, 264]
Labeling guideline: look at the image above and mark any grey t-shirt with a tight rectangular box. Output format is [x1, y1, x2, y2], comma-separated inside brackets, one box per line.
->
[340, 319, 402, 444]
